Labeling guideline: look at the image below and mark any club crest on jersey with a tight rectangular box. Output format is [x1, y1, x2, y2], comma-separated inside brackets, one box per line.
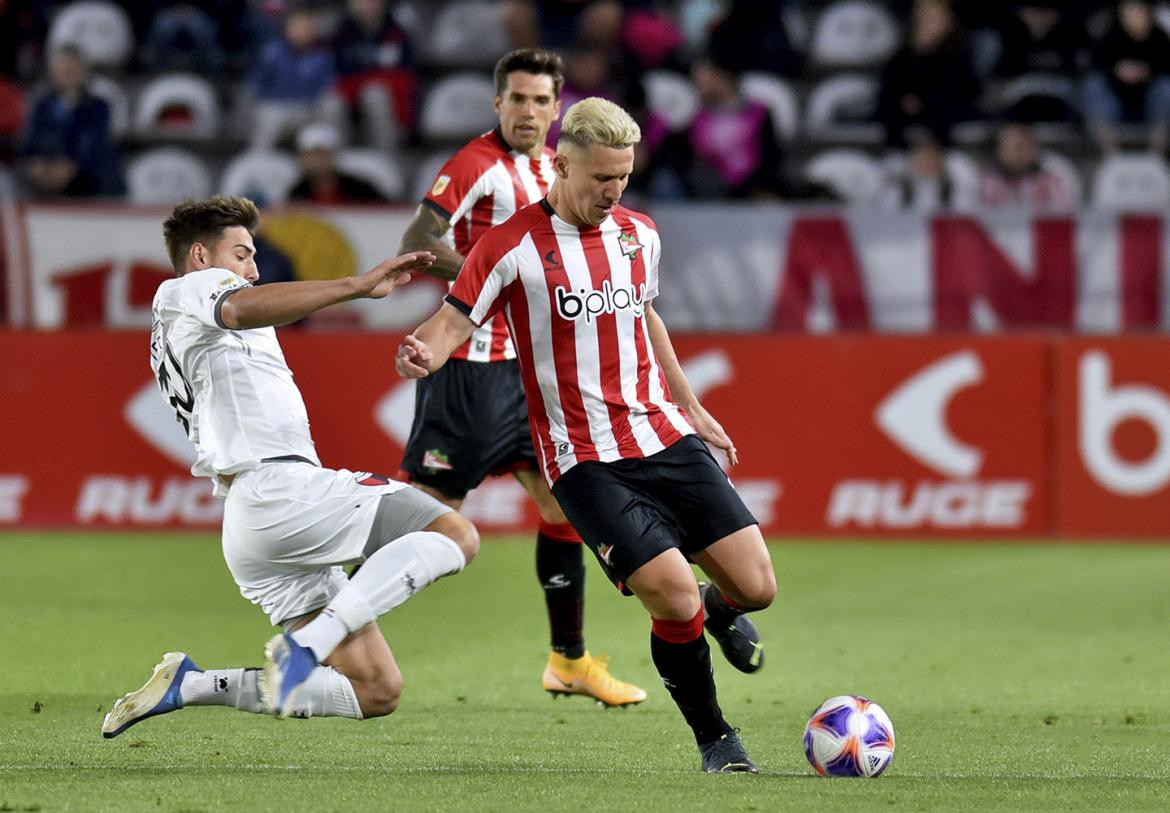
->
[354, 472, 391, 486]
[422, 449, 454, 471]
[617, 231, 643, 260]
[554, 281, 647, 324]
[431, 175, 451, 197]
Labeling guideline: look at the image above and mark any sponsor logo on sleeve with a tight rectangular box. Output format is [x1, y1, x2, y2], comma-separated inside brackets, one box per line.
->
[431, 175, 451, 197]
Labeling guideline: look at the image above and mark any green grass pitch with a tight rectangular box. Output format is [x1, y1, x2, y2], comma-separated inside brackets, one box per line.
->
[1, 534, 1168, 812]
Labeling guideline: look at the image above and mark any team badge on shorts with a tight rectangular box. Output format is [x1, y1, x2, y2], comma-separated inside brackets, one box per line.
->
[353, 472, 391, 486]
[422, 449, 454, 471]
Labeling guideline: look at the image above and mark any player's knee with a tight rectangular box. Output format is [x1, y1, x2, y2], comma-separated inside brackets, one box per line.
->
[740, 568, 777, 610]
[428, 511, 480, 565]
[633, 574, 702, 621]
[355, 671, 404, 719]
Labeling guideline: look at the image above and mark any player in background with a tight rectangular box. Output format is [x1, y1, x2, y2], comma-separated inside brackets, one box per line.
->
[102, 196, 479, 738]
[396, 49, 644, 707]
[396, 99, 776, 773]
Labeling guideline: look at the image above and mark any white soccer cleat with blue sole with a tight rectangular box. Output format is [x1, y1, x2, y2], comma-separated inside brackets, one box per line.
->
[102, 651, 200, 739]
[262, 633, 318, 718]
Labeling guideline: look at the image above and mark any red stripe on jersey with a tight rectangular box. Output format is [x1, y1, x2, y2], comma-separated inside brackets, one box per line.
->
[528, 221, 600, 463]
[613, 210, 684, 448]
[530, 156, 550, 196]
[503, 158, 530, 213]
[578, 226, 641, 455]
[504, 273, 562, 481]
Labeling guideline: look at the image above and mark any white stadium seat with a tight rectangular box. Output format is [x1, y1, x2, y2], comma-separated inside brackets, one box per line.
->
[419, 72, 497, 141]
[126, 147, 213, 204]
[424, 1, 510, 68]
[134, 74, 221, 140]
[741, 72, 800, 141]
[1092, 153, 1170, 211]
[410, 150, 454, 203]
[644, 70, 699, 132]
[87, 74, 130, 138]
[805, 73, 884, 143]
[336, 148, 407, 201]
[810, 0, 900, 69]
[47, 0, 134, 69]
[805, 149, 885, 204]
[219, 150, 299, 205]
[996, 73, 1078, 122]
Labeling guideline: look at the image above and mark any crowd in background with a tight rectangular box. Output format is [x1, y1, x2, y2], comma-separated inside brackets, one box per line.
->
[3, 0, 1170, 212]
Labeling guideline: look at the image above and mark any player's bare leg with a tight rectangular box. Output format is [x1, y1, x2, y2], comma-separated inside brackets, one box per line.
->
[263, 512, 478, 717]
[625, 550, 757, 773]
[690, 525, 775, 674]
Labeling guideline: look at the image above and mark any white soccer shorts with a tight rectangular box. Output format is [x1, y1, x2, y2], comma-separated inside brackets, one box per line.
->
[221, 461, 450, 626]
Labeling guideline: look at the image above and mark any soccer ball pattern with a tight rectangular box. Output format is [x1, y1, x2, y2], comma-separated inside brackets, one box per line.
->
[803, 695, 896, 777]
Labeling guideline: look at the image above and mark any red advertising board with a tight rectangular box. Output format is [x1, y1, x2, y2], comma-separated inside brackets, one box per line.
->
[1053, 338, 1170, 537]
[0, 330, 1167, 538]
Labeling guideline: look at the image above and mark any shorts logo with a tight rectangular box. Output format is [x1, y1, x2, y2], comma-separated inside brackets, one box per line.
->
[431, 175, 451, 196]
[597, 543, 615, 565]
[354, 472, 391, 486]
[554, 281, 647, 324]
[618, 231, 643, 260]
[422, 449, 454, 471]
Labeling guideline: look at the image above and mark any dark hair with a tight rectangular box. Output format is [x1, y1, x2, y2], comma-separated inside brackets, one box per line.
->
[163, 196, 260, 273]
[493, 48, 564, 98]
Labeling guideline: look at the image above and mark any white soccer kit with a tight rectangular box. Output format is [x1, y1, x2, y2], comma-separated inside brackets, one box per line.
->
[150, 268, 432, 625]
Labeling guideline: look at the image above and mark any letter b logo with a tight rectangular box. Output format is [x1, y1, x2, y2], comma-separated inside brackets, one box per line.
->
[1079, 351, 1170, 496]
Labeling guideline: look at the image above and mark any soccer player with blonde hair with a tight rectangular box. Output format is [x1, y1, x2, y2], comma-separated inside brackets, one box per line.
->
[397, 99, 777, 773]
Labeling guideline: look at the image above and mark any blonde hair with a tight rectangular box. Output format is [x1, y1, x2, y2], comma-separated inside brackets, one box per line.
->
[558, 97, 641, 151]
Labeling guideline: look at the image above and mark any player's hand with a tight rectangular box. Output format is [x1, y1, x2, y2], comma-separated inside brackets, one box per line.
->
[360, 251, 436, 299]
[396, 334, 433, 378]
[690, 407, 738, 467]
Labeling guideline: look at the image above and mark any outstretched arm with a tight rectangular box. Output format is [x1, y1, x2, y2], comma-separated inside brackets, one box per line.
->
[645, 303, 739, 466]
[219, 252, 435, 329]
[398, 205, 465, 282]
[395, 303, 478, 379]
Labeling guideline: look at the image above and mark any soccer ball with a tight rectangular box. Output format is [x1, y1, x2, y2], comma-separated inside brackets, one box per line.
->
[803, 695, 896, 778]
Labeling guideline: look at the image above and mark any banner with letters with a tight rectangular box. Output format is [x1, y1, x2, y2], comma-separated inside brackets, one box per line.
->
[4, 203, 1170, 333]
[3, 331, 1169, 538]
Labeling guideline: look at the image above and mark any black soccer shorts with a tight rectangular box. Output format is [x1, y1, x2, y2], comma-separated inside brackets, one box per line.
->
[399, 358, 538, 500]
[551, 435, 758, 594]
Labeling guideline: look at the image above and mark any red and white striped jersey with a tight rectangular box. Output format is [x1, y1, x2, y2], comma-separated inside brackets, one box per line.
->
[447, 200, 694, 484]
[423, 127, 555, 363]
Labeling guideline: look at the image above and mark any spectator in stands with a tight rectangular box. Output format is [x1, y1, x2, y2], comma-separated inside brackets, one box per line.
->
[1082, 0, 1170, 153]
[287, 122, 386, 204]
[973, 121, 1080, 210]
[661, 54, 785, 199]
[140, 3, 228, 75]
[248, 2, 336, 147]
[327, 0, 416, 151]
[994, 2, 1084, 78]
[19, 45, 124, 198]
[503, 0, 624, 50]
[0, 0, 48, 82]
[880, 135, 963, 212]
[547, 45, 618, 144]
[704, 0, 802, 77]
[878, 0, 979, 148]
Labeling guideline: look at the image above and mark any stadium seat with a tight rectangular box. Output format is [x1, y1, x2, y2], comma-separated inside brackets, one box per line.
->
[996, 73, 1079, 123]
[336, 148, 407, 201]
[88, 74, 130, 138]
[219, 150, 299, 205]
[47, 0, 134, 69]
[134, 74, 221, 140]
[410, 150, 454, 203]
[809, 0, 900, 69]
[1042, 151, 1084, 207]
[419, 72, 497, 142]
[741, 72, 800, 142]
[126, 147, 213, 204]
[424, 1, 510, 68]
[805, 149, 885, 204]
[1092, 153, 1170, 211]
[805, 73, 884, 143]
[644, 70, 699, 132]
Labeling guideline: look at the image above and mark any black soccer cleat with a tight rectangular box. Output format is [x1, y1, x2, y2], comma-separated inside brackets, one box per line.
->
[699, 729, 759, 774]
[700, 583, 765, 674]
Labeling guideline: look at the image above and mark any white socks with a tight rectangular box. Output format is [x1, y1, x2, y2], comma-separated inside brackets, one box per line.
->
[291, 531, 466, 661]
[179, 666, 362, 719]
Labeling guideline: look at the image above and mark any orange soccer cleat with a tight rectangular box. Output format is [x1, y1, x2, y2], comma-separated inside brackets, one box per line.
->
[542, 651, 647, 707]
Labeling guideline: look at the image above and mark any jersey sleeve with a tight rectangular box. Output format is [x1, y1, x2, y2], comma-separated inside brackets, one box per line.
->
[167, 268, 252, 329]
[446, 230, 519, 326]
[645, 228, 662, 301]
[422, 147, 492, 225]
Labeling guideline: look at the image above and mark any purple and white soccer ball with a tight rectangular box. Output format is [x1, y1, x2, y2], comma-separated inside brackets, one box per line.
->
[803, 695, 896, 778]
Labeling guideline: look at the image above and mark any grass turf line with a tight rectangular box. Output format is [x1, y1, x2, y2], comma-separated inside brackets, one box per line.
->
[0, 534, 1168, 812]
